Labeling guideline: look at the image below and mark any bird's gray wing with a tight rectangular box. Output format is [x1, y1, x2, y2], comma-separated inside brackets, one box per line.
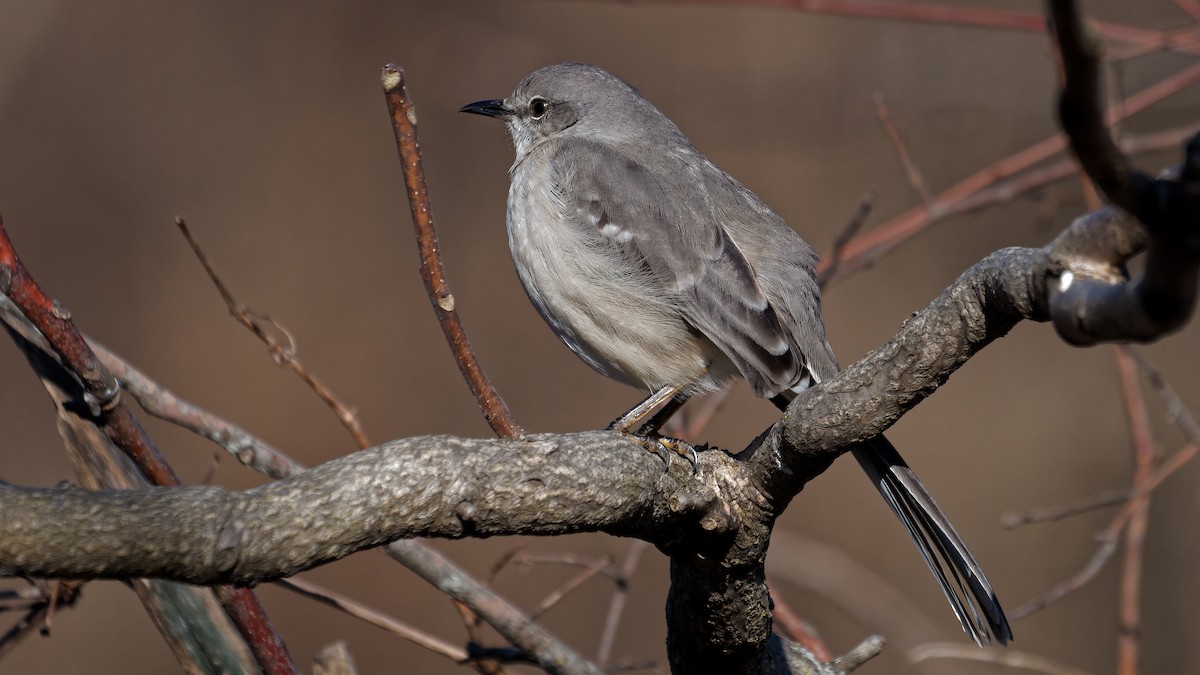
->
[558, 140, 803, 396]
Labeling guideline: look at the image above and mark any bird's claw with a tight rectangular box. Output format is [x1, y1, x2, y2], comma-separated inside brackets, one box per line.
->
[627, 433, 699, 474]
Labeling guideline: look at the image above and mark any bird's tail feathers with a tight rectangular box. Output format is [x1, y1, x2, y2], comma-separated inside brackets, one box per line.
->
[854, 436, 1012, 646]
[769, 392, 1011, 645]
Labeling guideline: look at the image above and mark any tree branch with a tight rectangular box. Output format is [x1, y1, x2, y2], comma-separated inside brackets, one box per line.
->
[0, 432, 738, 583]
[3, 172, 1196, 672]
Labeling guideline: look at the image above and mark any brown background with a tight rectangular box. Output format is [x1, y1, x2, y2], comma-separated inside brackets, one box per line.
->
[2, 1, 1198, 673]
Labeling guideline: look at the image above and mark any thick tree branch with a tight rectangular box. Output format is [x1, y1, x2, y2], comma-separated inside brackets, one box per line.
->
[3, 5, 1198, 672]
[0, 294, 604, 675]
[2, 179, 1195, 673]
[0, 432, 740, 583]
[1046, 0, 1200, 343]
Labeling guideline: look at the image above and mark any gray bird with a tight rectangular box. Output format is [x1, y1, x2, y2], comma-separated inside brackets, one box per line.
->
[461, 62, 1011, 646]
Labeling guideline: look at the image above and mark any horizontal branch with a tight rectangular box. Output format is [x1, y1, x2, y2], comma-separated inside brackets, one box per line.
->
[0, 432, 741, 584]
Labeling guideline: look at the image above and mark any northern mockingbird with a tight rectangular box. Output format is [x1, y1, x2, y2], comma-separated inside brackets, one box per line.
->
[462, 62, 1011, 646]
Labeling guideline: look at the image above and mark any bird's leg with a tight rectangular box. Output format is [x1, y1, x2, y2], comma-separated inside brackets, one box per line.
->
[641, 392, 700, 470]
[608, 386, 699, 470]
[607, 384, 680, 432]
[637, 391, 690, 436]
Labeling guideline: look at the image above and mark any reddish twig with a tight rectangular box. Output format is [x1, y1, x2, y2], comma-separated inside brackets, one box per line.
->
[1113, 346, 1158, 675]
[612, 0, 1200, 55]
[0, 218, 296, 674]
[1174, 0, 1200, 23]
[767, 580, 833, 661]
[175, 217, 371, 450]
[380, 65, 523, 439]
[951, 124, 1200, 218]
[0, 217, 175, 485]
[817, 61, 1200, 283]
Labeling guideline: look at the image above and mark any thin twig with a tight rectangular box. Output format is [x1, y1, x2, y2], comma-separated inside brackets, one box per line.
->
[92, 340, 307, 480]
[596, 541, 649, 667]
[0, 581, 82, 660]
[1011, 435, 1198, 620]
[1127, 349, 1200, 442]
[909, 642, 1096, 675]
[830, 635, 885, 673]
[767, 580, 833, 661]
[602, 657, 658, 673]
[817, 193, 875, 289]
[1114, 346, 1158, 675]
[175, 217, 371, 450]
[0, 217, 296, 674]
[86, 339, 586, 672]
[487, 542, 535, 584]
[817, 61, 1200, 283]
[950, 123, 1200, 218]
[380, 64, 523, 439]
[532, 558, 614, 619]
[1000, 486, 1131, 529]
[874, 94, 932, 205]
[501, 552, 620, 581]
[611, 0, 1200, 56]
[451, 600, 505, 675]
[276, 577, 468, 662]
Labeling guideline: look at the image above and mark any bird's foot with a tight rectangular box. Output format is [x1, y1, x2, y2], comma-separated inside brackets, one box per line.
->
[624, 432, 699, 473]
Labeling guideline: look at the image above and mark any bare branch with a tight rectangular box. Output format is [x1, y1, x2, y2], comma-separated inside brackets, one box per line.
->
[1044, 0, 1200, 344]
[597, 540, 649, 666]
[909, 642, 1095, 675]
[0, 221, 295, 674]
[277, 577, 468, 662]
[769, 580, 834, 662]
[93, 340, 306, 480]
[380, 65, 523, 439]
[819, 61, 1200, 283]
[1000, 486, 1131, 529]
[830, 635, 886, 673]
[1128, 349, 1200, 441]
[1113, 347, 1157, 675]
[604, 0, 1200, 57]
[1013, 436, 1200, 620]
[175, 217, 371, 450]
[0, 432, 730, 583]
[0, 581, 82, 660]
[817, 193, 874, 290]
[875, 95, 932, 205]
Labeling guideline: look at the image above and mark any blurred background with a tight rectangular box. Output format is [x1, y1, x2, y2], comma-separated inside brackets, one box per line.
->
[1, 1, 1198, 673]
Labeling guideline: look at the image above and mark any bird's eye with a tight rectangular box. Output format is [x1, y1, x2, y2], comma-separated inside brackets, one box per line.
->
[529, 97, 549, 119]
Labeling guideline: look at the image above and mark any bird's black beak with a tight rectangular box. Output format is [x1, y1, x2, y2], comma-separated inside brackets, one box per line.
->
[459, 99, 511, 119]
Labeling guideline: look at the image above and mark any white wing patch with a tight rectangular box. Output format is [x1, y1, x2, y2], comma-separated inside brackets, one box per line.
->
[600, 222, 634, 244]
